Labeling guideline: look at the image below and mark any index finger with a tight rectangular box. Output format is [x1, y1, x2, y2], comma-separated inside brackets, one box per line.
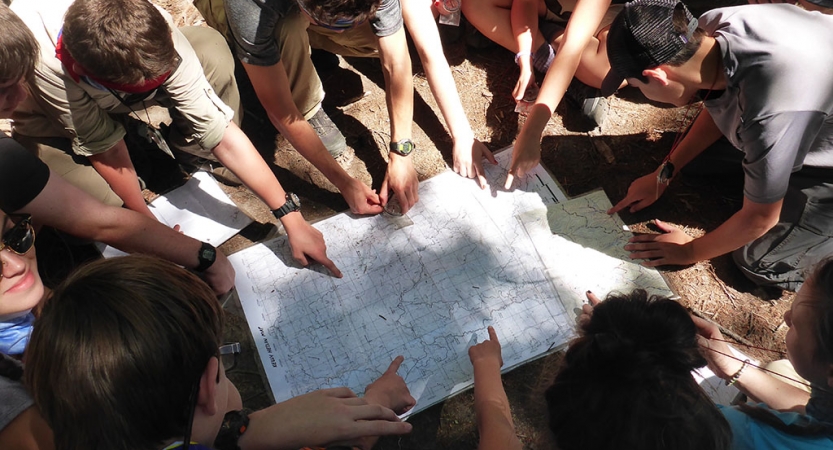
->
[385, 355, 405, 374]
[503, 172, 515, 190]
[585, 290, 602, 306]
[314, 253, 343, 278]
[487, 325, 499, 343]
[607, 195, 634, 215]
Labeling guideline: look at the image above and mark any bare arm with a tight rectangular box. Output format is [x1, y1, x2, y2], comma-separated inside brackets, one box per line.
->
[211, 123, 342, 276]
[608, 108, 724, 215]
[87, 139, 154, 218]
[625, 198, 782, 267]
[241, 61, 382, 214]
[0, 407, 54, 450]
[401, 0, 495, 186]
[694, 316, 810, 413]
[20, 169, 235, 294]
[507, 0, 611, 187]
[510, 0, 538, 100]
[376, 28, 420, 213]
[469, 327, 523, 450]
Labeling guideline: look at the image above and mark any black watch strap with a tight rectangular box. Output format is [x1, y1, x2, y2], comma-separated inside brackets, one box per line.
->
[195, 242, 216, 272]
[272, 192, 301, 220]
[214, 408, 252, 450]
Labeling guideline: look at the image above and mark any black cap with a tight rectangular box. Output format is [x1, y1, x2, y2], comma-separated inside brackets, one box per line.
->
[601, 0, 698, 96]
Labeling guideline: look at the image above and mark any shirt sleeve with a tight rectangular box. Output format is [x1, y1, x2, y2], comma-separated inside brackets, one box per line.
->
[0, 138, 50, 213]
[370, 0, 403, 37]
[225, 0, 286, 66]
[739, 111, 825, 204]
[163, 27, 234, 151]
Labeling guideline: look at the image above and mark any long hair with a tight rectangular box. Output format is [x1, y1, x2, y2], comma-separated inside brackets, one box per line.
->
[24, 255, 224, 450]
[546, 290, 732, 450]
[0, 3, 39, 83]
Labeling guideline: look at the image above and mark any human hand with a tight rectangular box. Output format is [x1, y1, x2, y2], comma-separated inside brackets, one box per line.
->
[364, 356, 416, 415]
[691, 315, 745, 381]
[202, 251, 236, 295]
[281, 212, 343, 277]
[241, 387, 412, 450]
[504, 131, 541, 189]
[469, 326, 503, 368]
[453, 136, 496, 189]
[607, 170, 665, 215]
[624, 219, 695, 267]
[512, 63, 535, 102]
[342, 178, 384, 215]
[380, 153, 419, 214]
[577, 290, 601, 328]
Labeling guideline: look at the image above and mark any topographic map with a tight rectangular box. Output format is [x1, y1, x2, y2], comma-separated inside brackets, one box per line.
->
[519, 189, 675, 315]
[229, 150, 671, 413]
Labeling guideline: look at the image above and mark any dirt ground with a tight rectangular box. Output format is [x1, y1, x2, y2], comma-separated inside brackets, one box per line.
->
[61, 0, 795, 448]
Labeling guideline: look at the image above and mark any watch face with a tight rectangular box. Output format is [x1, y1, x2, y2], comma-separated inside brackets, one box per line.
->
[289, 192, 301, 209]
[201, 247, 216, 260]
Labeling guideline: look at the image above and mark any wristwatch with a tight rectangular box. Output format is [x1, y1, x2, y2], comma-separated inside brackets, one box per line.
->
[215, 408, 252, 450]
[271, 192, 301, 220]
[389, 138, 416, 157]
[195, 242, 217, 272]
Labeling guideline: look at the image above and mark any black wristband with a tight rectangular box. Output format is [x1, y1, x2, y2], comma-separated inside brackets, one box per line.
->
[214, 408, 252, 450]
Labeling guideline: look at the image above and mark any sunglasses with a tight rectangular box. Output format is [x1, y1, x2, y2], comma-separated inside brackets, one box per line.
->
[1, 214, 35, 256]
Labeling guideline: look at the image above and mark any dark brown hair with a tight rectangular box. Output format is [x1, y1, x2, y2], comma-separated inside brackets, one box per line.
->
[62, 0, 178, 85]
[0, 3, 39, 83]
[297, 0, 380, 27]
[546, 290, 732, 450]
[24, 255, 224, 450]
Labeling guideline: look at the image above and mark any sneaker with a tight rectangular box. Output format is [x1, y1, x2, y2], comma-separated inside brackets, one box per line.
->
[565, 78, 609, 128]
[308, 107, 348, 160]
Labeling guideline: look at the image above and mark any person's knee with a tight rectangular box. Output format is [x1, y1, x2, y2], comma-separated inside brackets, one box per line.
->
[181, 26, 235, 79]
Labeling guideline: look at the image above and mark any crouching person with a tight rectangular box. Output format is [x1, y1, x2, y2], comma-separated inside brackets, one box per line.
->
[24, 255, 413, 450]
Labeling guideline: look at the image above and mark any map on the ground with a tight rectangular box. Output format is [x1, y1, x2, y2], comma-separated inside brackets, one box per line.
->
[519, 189, 675, 315]
[229, 149, 573, 413]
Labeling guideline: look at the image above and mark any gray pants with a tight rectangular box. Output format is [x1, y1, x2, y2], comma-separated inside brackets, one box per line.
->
[733, 167, 833, 291]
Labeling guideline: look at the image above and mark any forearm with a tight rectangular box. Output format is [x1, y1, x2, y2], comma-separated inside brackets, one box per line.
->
[241, 61, 355, 192]
[668, 108, 724, 170]
[87, 140, 153, 218]
[378, 30, 414, 142]
[687, 199, 781, 262]
[733, 366, 810, 413]
[405, 8, 474, 142]
[212, 122, 287, 210]
[473, 361, 520, 450]
[510, 0, 537, 54]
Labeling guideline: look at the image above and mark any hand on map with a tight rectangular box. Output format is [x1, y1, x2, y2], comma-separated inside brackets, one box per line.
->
[242, 387, 412, 450]
[282, 213, 343, 277]
[469, 326, 503, 367]
[578, 291, 601, 327]
[381, 153, 419, 214]
[202, 251, 236, 295]
[453, 136, 497, 189]
[691, 315, 745, 381]
[624, 220, 695, 267]
[504, 131, 541, 190]
[343, 178, 384, 215]
[608, 170, 667, 215]
[364, 356, 416, 415]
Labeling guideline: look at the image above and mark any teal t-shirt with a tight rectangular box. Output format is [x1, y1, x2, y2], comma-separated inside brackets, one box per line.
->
[718, 404, 833, 450]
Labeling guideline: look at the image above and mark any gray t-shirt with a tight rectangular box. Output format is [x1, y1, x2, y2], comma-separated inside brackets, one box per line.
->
[226, 0, 403, 66]
[0, 354, 33, 432]
[700, 5, 833, 204]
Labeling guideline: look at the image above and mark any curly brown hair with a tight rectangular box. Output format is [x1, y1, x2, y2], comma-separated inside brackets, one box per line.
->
[297, 0, 380, 28]
[62, 0, 178, 85]
[0, 3, 38, 84]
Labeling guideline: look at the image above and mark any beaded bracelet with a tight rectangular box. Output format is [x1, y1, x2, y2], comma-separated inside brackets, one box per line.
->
[726, 359, 750, 386]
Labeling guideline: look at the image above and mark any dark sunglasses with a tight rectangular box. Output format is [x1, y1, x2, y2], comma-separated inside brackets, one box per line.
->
[1, 214, 35, 256]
